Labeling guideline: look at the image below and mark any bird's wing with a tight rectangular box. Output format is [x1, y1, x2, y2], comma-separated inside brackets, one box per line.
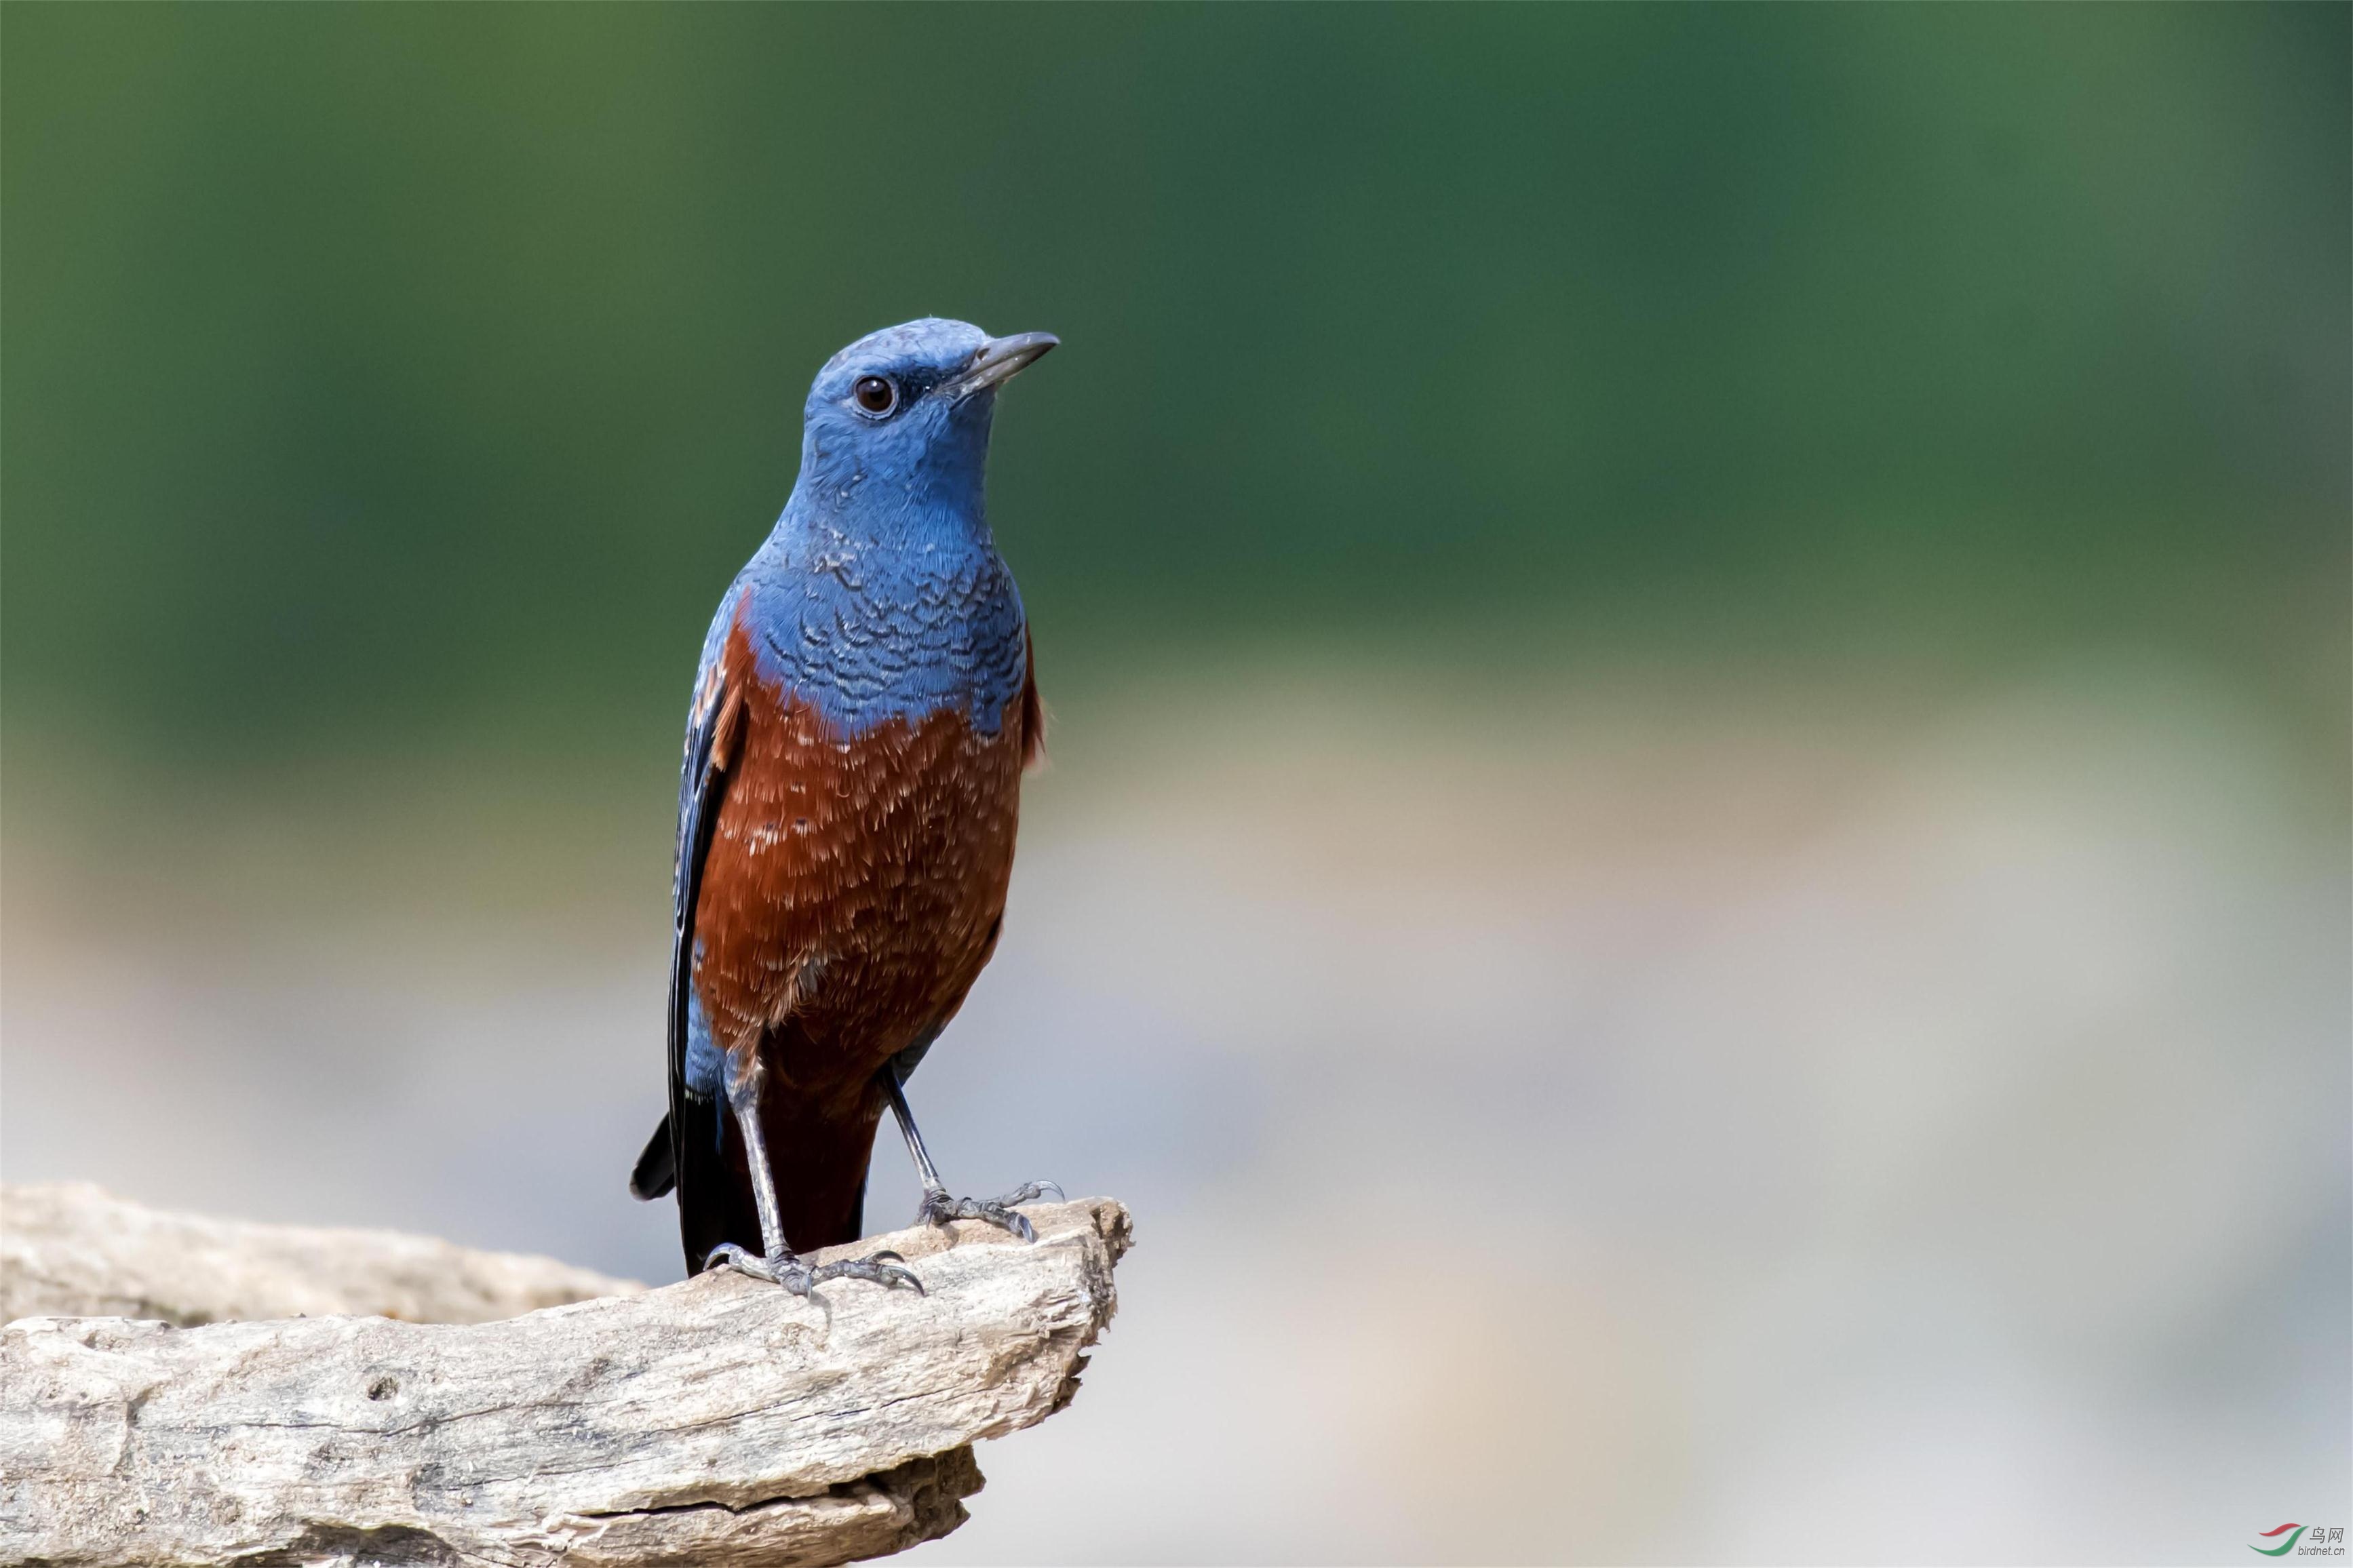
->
[657, 663, 744, 1249]
[1019, 624, 1045, 770]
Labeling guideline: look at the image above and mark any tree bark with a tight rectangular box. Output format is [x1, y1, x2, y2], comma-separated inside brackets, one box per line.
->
[0, 1185, 1129, 1568]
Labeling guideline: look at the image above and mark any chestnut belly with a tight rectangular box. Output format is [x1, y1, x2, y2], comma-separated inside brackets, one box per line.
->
[691, 675, 1027, 1119]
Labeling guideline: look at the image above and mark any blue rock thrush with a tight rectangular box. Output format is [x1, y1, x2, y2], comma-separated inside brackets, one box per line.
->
[629, 319, 1059, 1292]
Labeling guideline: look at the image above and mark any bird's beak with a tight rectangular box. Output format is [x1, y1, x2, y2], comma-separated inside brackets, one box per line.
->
[949, 332, 1058, 400]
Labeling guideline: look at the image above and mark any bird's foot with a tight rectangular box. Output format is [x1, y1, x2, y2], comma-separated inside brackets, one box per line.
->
[914, 1181, 1064, 1242]
[703, 1242, 925, 1296]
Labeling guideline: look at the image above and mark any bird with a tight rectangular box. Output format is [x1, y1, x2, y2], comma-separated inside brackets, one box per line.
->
[627, 317, 1059, 1293]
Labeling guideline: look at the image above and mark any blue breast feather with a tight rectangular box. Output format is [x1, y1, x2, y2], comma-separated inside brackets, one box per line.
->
[693, 511, 1027, 740]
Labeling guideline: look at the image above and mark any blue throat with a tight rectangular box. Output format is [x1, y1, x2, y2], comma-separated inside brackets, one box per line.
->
[695, 321, 1029, 743]
[712, 496, 1027, 739]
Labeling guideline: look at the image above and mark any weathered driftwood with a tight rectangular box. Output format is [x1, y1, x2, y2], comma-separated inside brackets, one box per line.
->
[0, 1186, 1130, 1568]
[1, 1183, 644, 1327]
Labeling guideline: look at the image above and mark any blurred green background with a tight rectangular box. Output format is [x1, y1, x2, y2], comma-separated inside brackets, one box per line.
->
[5, 7, 2346, 1565]
[5, 4, 2344, 765]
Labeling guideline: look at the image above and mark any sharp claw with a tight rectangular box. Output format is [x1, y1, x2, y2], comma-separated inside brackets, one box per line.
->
[705, 1244, 918, 1295]
[704, 1243, 780, 1282]
[813, 1255, 926, 1295]
[915, 1181, 1062, 1240]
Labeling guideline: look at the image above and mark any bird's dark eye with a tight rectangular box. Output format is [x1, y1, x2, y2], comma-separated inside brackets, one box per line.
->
[853, 376, 897, 416]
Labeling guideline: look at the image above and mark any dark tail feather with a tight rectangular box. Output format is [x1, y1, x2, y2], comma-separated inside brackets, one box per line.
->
[674, 1091, 752, 1276]
[629, 1115, 676, 1199]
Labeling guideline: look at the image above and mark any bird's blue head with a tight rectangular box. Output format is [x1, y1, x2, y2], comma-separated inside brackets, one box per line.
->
[796, 317, 1057, 528]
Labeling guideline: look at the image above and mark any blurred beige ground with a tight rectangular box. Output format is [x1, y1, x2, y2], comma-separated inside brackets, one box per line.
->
[3, 657, 2345, 1564]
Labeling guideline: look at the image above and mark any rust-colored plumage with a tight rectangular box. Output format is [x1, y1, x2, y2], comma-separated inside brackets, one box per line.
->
[684, 616, 1038, 1254]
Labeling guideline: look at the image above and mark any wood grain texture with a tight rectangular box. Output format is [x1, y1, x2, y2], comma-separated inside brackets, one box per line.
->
[0, 1194, 1130, 1568]
[1, 1182, 643, 1329]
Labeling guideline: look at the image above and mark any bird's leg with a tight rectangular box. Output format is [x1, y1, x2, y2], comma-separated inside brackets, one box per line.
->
[705, 1044, 922, 1295]
[879, 1065, 1060, 1242]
